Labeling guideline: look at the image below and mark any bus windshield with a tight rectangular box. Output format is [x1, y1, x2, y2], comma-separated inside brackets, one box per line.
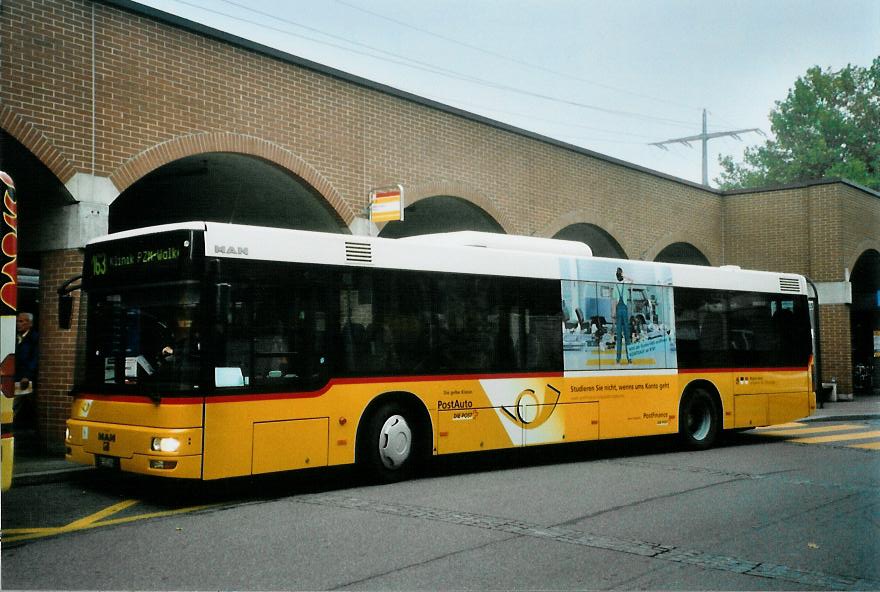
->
[84, 283, 202, 393]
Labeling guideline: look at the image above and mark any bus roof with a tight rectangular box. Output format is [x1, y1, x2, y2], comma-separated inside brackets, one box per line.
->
[87, 222, 806, 295]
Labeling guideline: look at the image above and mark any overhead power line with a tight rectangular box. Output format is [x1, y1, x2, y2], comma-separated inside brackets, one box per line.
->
[420, 94, 660, 139]
[649, 109, 764, 186]
[168, 0, 700, 129]
[333, 0, 705, 113]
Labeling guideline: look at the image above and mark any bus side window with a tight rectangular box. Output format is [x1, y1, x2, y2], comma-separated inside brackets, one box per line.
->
[222, 297, 253, 386]
[524, 277, 563, 372]
[212, 263, 334, 390]
[676, 288, 811, 371]
[337, 268, 431, 376]
[674, 288, 731, 370]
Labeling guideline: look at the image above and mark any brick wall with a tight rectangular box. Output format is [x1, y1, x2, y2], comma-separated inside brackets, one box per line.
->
[1, 0, 723, 262]
[839, 186, 880, 271]
[818, 305, 853, 393]
[36, 249, 85, 452]
[721, 182, 880, 394]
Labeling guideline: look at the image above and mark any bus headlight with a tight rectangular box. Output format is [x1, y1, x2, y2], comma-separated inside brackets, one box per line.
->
[151, 437, 180, 453]
[65, 427, 70, 441]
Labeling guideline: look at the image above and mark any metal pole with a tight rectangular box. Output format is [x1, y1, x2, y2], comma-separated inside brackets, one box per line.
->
[701, 109, 708, 186]
[649, 112, 762, 187]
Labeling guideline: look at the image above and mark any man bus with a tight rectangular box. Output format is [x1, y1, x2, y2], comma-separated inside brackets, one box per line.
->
[65, 222, 815, 481]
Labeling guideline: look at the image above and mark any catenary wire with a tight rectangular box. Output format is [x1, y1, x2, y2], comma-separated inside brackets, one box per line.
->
[332, 0, 707, 114]
[164, 0, 701, 128]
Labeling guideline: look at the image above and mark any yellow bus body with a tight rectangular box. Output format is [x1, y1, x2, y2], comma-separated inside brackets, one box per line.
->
[66, 367, 814, 480]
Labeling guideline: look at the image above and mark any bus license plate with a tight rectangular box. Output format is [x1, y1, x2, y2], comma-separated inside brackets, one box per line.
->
[95, 455, 120, 470]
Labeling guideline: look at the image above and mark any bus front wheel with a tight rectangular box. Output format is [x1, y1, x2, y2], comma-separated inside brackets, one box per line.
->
[359, 402, 420, 482]
[679, 388, 719, 450]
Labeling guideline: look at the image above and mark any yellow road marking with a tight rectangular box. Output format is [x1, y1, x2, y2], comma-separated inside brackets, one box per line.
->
[849, 441, 880, 450]
[87, 504, 216, 528]
[757, 422, 805, 430]
[1, 500, 217, 543]
[789, 430, 880, 444]
[65, 499, 139, 529]
[755, 424, 865, 437]
[2, 499, 137, 543]
[2, 527, 58, 535]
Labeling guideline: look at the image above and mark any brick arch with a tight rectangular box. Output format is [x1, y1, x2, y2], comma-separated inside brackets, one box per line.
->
[537, 210, 627, 248]
[109, 132, 355, 224]
[847, 241, 880, 275]
[389, 180, 515, 234]
[1, 105, 77, 187]
[643, 232, 717, 266]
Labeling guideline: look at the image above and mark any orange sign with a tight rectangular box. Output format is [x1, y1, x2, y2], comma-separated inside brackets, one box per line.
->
[370, 186, 404, 223]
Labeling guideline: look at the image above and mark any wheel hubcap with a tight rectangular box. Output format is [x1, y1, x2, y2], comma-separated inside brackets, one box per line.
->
[688, 403, 711, 441]
[378, 414, 411, 469]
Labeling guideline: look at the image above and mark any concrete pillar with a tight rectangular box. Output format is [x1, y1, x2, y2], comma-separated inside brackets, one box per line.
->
[28, 173, 115, 451]
[29, 201, 109, 252]
[24, 172, 119, 252]
[813, 281, 854, 395]
[348, 216, 378, 237]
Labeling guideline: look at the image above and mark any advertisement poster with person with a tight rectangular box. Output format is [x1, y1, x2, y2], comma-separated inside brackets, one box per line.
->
[560, 259, 676, 371]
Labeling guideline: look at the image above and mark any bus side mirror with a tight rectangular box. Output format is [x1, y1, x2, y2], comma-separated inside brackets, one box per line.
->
[214, 283, 231, 323]
[57, 274, 82, 330]
[58, 294, 74, 329]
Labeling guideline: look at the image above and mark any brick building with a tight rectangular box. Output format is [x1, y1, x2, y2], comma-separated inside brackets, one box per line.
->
[2, 0, 878, 451]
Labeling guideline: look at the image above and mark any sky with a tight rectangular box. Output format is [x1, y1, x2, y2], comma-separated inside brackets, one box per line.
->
[133, 0, 880, 187]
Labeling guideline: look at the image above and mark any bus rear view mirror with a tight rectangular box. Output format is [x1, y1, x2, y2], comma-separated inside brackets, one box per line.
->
[58, 294, 74, 329]
[214, 283, 231, 323]
[57, 275, 82, 330]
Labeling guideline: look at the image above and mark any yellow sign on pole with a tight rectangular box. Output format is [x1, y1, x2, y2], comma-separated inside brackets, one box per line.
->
[370, 185, 404, 223]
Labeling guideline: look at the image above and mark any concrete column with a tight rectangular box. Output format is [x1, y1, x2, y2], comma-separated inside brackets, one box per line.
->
[64, 172, 118, 206]
[348, 216, 378, 237]
[24, 172, 119, 252]
[815, 281, 852, 306]
[815, 281, 853, 395]
[29, 202, 109, 252]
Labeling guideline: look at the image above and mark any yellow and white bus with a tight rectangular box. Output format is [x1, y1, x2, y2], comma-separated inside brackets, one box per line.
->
[66, 222, 815, 481]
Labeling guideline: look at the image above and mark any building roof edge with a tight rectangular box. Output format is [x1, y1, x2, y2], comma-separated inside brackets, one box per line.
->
[100, 0, 715, 194]
[721, 177, 880, 199]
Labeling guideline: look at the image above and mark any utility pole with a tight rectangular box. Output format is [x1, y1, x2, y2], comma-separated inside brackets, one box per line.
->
[649, 109, 763, 186]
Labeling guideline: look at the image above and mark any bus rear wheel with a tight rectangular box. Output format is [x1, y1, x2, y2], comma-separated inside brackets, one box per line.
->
[679, 388, 719, 450]
[359, 402, 421, 482]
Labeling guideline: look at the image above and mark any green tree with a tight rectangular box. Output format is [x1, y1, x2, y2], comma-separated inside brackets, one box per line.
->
[716, 57, 880, 190]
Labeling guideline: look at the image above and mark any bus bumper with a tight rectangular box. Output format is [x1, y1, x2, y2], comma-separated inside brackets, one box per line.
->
[66, 443, 203, 478]
[66, 420, 203, 479]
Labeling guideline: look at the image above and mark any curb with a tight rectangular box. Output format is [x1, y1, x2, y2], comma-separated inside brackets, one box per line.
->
[800, 413, 880, 423]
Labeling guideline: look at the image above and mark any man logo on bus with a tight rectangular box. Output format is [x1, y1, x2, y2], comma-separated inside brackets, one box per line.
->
[92, 254, 108, 276]
[214, 245, 248, 256]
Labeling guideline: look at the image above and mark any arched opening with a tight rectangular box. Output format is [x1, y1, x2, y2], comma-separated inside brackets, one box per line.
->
[0, 130, 74, 262]
[552, 223, 627, 258]
[110, 153, 347, 234]
[379, 195, 504, 238]
[654, 242, 710, 266]
[850, 249, 880, 395]
[1, 129, 76, 450]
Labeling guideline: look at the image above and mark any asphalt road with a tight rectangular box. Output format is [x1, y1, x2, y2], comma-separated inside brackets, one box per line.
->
[2, 420, 879, 590]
